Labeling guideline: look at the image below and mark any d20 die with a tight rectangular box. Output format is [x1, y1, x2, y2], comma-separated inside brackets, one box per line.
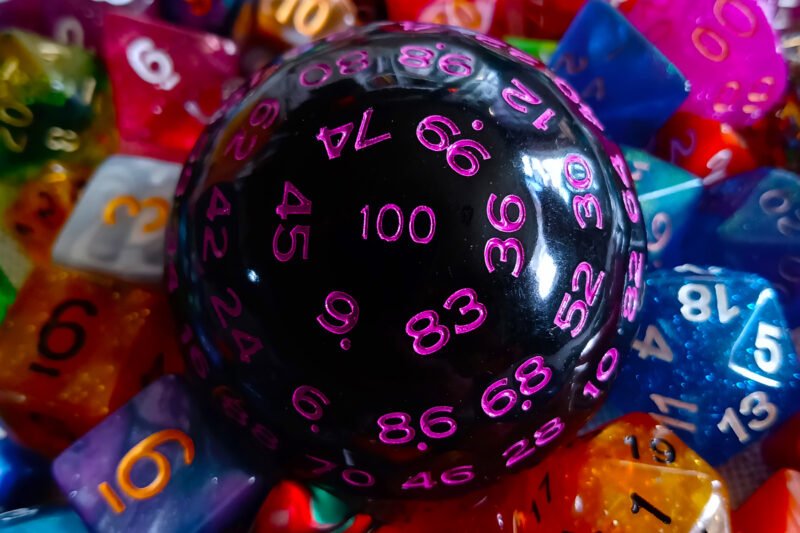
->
[53, 375, 271, 532]
[53, 155, 181, 282]
[595, 265, 800, 466]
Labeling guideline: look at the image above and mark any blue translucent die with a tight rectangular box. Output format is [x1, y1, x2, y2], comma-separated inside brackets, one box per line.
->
[549, 0, 689, 147]
[684, 168, 800, 328]
[0, 421, 50, 511]
[624, 146, 703, 268]
[595, 265, 800, 466]
[0, 507, 87, 532]
[52, 375, 271, 533]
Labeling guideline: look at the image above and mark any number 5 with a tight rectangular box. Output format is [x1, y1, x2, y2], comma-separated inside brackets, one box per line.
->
[754, 322, 783, 374]
[553, 294, 587, 338]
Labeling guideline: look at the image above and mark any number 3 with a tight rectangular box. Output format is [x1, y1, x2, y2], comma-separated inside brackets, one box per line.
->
[484, 237, 525, 278]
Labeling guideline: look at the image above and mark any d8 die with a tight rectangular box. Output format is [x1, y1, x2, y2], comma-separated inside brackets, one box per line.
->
[103, 14, 241, 162]
[550, 0, 689, 147]
[0, 266, 180, 456]
[369, 413, 731, 532]
[624, 146, 703, 268]
[53, 156, 181, 282]
[53, 375, 271, 532]
[595, 265, 800, 465]
[0, 31, 115, 182]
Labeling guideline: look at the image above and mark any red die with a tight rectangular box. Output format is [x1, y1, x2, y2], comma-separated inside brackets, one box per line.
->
[103, 13, 242, 163]
[734, 469, 800, 533]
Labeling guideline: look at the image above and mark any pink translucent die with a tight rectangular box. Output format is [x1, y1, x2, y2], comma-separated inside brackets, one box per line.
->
[103, 13, 241, 162]
[625, 0, 787, 126]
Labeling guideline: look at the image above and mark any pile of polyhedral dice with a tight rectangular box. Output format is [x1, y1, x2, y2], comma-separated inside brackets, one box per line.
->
[0, 0, 797, 531]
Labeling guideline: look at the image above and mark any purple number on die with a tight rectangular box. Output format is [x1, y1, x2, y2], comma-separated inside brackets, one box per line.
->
[554, 262, 606, 337]
[401, 465, 475, 490]
[502, 417, 565, 468]
[583, 347, 621, 399]
[481, 355, 553, 417]
[300, 63, 333, 87]
[224, 98, 281, 161]
[572, 194, 604, 230]
[486, 193, 526, 232]
[316, 290, 359, 335]
[398, 46, 474, 77]
[377, 406, 457, 446]
[317, 107, 392, 160]
[501, 77, 556, 131]
[405, 288, 488, 355]
[484, 237, 525, 278]
[211, 287, 242, 329]
[415, 114, 490, 177]
[564, 153, 593, 190]
[442, 288, 487, 334]
[361, 204, 436, 244]
[305, 455, 377, 488]
[292, 385, 330, 423]
[273, 181, 312, 263]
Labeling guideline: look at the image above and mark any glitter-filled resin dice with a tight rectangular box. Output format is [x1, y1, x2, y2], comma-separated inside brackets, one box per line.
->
[0, 31, 115, 183]
[3, 162, 87, 265]
[368, 413, 731, 532]
[595, 265, 800, 466]
[103, 13, 241, 163]
[167, 22, 647, 496]
[625, 0, 787, 126]
[53, 375, 271, 532]
[550, 0, 689, 147]
[623, 146, 703, 268]
[0, 506, 87, 532]
[0, 266, 179, 456]
[53, 155, 181, 282]
[733, 469, 800, 532]
[686, 168, 800, 328]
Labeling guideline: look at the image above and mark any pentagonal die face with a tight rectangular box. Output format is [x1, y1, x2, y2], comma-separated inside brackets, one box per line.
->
[167, 22, 646, 497]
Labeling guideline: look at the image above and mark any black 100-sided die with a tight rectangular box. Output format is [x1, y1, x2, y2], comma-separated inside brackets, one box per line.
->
[166, 22, 647, 497]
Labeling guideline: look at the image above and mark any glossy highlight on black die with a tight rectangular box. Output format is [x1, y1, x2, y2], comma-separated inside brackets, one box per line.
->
[166, 22, 647, 497]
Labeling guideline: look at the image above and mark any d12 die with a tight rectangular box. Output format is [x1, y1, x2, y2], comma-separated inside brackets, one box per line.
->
[655, 112, 758, 185]
[0, 507, 87, 532]
[103, 14, 241, 163]
[624, 0, 787, 126]
[161, 0, 244, 35]
[550, 0, 689, 147]
[253, 480, 371, 533]
[624, 146, 703, 268]
[0, 266, 181, 456]
[53, 156, 181, 282]
[53, 375, 271, 532]
[596, 265, 800, 465]
[42, 0, 157, 52]
[0, 420, 50, 512]
[3, 162, 87, 265]
[687, 168, 800, 328]
[733, 469, 800, 532]
[0, 31, 115, 183]
[369, 413, 730, 532]
[233, 0, 358, 49]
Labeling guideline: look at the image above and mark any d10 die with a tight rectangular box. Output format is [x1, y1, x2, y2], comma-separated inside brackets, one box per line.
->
[103, 14, 241, 162]
[369, 413, 730, 532]
[53, 156, 181, 282]
[550, 0, 689, 147]
[595, 265, 800, 465]
[0, 266, 181, 456]
[53, 375, 271, 532]
[0, 507, 87, 532]
[624, 146, 703, 268]
[0, 31, 115, 183]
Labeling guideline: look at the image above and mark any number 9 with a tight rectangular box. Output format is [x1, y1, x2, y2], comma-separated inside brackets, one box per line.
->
[416, 115, 460, 152]
[486, 193, 526, 232]
[117, 429, 194, 500]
